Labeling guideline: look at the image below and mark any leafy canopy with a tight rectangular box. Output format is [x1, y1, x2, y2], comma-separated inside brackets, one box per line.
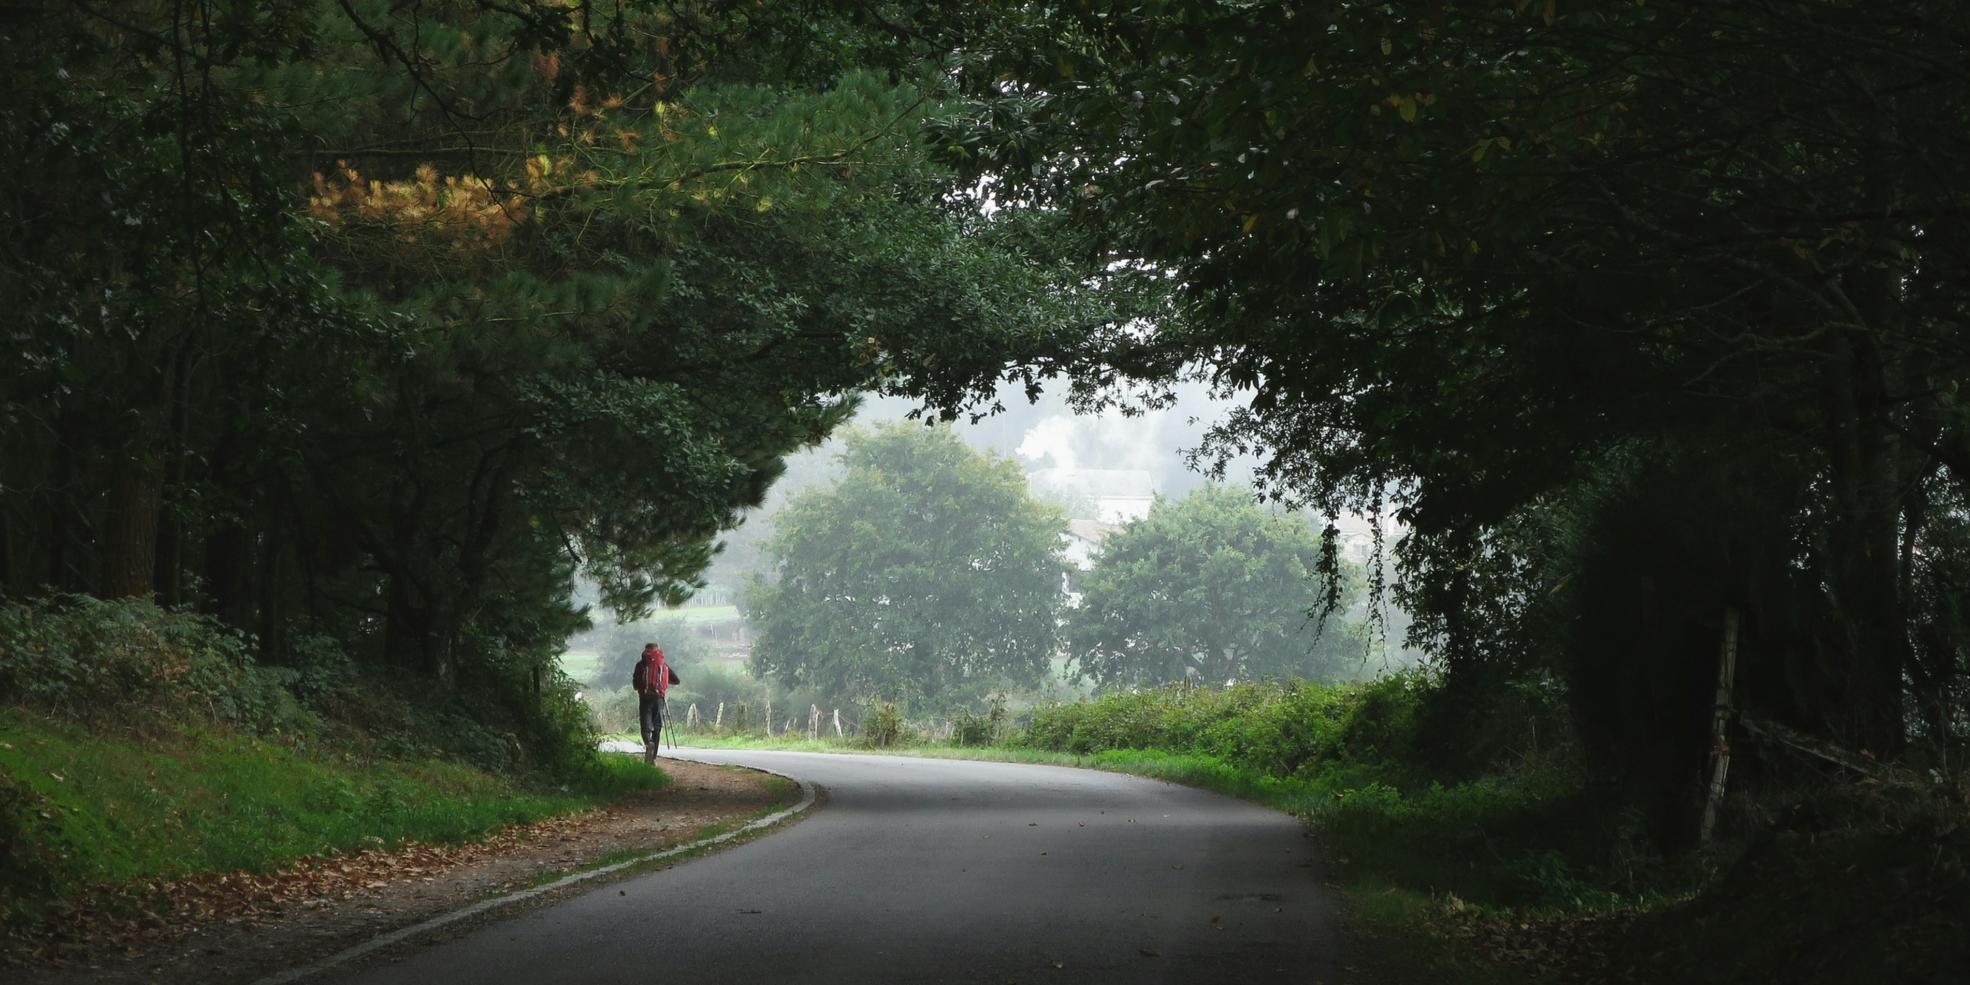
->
[927, 0, 1970, 753]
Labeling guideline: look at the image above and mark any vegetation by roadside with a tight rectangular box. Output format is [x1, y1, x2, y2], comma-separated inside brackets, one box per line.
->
[6, 759, 789, 983]
[0, 711, 663, 925]
[0, 597, 662, 941]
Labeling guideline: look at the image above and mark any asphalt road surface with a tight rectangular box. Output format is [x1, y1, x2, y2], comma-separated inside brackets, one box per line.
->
[329, 749, 1343, 985]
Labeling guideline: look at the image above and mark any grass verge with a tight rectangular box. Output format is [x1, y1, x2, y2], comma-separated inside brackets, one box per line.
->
[0, 709, 667, 924]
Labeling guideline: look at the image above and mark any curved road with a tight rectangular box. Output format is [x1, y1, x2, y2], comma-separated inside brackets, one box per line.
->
[330, 749, 1342, 985]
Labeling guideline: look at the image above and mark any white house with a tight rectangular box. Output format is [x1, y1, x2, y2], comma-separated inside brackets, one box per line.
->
[1063, 518, 1117, 571]
[1057, 518, 1119, 608]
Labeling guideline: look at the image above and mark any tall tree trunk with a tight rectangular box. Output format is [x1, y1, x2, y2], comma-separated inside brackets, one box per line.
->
[1820, 326, 1910, 754]
[202, 521, 250, 625]
[257, 519, 287, 665]
[100, 444, 164, 599]
[385, 572, 457, 686]
[99, 350, 181, 600]
[200, 427, 251, 625]
[153, 504, 184, 605]
[48, 422, 75, 591]
[151, 346, 197, 607]
[0, 501, 15, 596]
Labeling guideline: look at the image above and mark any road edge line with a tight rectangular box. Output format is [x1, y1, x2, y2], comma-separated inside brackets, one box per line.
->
[251, 762, 817, 985]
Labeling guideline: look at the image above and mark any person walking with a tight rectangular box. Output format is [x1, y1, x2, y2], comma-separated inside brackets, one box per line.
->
[631, 642, 681, 764]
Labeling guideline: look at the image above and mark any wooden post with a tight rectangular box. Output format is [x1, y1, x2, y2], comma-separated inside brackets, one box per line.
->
[687, 703, 700, 730]
[1699, 606, 1741, 846]
[833, 708, 844, 737]
[764, 697, 772, 737]
[715, 701, 724, 729]
[810, 704, 820, 740]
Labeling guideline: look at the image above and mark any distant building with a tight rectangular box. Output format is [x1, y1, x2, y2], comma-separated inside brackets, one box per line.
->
[1063, 518, 1118, 571]
[1057, 518, 1119, 608]
[1326, 513, 1395, 565]
[1027, 467, 1155, 524]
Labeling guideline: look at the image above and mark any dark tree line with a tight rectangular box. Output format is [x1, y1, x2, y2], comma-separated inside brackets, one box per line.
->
[0, 3, 1106, 702]
[8, 1, 1967, 844]
[914, 0, 1970, 838]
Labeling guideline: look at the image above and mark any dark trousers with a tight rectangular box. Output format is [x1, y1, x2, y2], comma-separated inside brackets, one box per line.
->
[639, 692, 666, 748]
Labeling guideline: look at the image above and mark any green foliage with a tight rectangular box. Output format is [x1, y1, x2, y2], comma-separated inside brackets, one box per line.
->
[950, 694, 1008, 747]
[667, 661, 767, 717]
[0, 597, 303, 732]
[861, 700, 908, 748]
[1617, 782, 1970, 985]
[576, 616, 718, 692]
[1012, 674, 1658, 907]
[929, 0, 1970, 765]
[0, 708, 665, 922]
[746, 423, 1068, 710]
[0, 594, 607, 779]
[1021, 680, 1374, 780]
[1066, 486, 1366, 689]
[0, 0, 1113, 777]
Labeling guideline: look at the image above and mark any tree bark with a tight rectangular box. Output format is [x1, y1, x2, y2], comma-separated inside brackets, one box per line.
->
[1818, 321, 1910, 754]
[99, 444, 164, 599]
[385, 572, 457, 686]
[1698, 607, 1740, 846]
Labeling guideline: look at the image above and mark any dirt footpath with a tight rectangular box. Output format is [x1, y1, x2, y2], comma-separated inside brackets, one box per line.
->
[8, 758, 799, 985]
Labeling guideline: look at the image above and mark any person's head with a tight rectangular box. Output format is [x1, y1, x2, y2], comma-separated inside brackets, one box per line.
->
[643, 642, 661, 658]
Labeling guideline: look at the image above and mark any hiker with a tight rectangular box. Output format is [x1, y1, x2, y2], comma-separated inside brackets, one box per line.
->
[632, 642, 681, 763]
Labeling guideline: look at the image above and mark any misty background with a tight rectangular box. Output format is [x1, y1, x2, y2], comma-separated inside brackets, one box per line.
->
[565, 380, 1419, 733]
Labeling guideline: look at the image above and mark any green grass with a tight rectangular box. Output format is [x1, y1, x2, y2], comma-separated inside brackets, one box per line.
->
[672, 605, 740, 624]
[0, 709, 667, 918]
[558, 648, 603, 681]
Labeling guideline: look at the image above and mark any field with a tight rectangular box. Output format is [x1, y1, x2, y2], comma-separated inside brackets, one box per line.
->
[559, 648, 604, 682]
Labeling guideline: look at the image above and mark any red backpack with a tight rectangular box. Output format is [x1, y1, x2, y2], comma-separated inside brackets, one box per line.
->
[630, 650, 679, 694]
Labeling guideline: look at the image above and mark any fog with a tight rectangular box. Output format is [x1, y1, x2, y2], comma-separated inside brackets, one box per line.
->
[566, 380, 1418, 730]
[693, 379, 1266, 588]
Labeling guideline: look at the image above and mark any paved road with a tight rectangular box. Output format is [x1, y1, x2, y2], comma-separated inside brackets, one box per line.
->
[330, 749, 1342, 985]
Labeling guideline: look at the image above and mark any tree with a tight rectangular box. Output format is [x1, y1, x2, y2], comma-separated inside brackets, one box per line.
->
[745, 423, 1067, 709]
[1066, 486, 1362, 690]
[0, 1, 1110, 722]
[921, 1, 1970, 762]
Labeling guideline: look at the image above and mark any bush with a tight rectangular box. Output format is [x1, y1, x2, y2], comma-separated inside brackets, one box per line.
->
[863, 700, 906, 748]
[586, 686, 641, 736]
[0, 594, 607, 778]
[666, 660, 761, 716]
[0, 596, 304, 732]
[276, 632, 363, 717]
[1007, 672, 1647, 906]
[951, 694, 1008, 747]
[575, 617, 718, 691]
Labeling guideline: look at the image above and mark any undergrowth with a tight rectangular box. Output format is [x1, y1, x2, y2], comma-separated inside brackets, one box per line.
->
[0, 596, 662, 925]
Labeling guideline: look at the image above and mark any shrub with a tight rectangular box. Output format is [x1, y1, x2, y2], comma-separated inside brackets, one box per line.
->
[666, 660, 760, 715]
[586, 685, 641, 735]
[951, 694, 1008, 747]
[277, 632, 363, 716]
[0, 596, 304, 732]
[863, 700, 906, 747]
